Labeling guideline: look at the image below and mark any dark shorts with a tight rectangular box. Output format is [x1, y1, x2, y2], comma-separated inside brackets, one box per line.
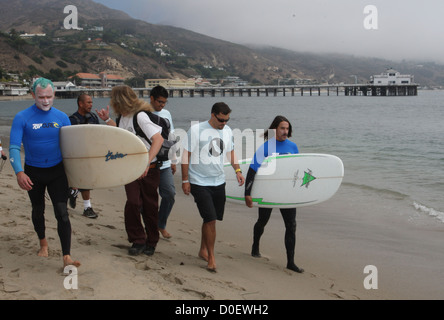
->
[190, 183, 226, 223]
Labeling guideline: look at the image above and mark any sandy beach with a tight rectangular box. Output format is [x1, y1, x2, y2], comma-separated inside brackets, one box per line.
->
[1, 135, 444, 301]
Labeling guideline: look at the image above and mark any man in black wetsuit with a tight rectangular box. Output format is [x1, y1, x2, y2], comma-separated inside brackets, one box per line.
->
[68, 93, 99, 218]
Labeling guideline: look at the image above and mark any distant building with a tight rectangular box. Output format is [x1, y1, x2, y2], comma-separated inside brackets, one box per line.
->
[0, 82, 29, 96]
[72, 73, 101, 88]
[223, 76, 248, 86]
[145, 78, 196, 88]
[71, 73, 124, 88]
[89, 26, 104, 32]
[19, 33, 46, 38]
[370, 69, 414, 85]
[53, 81, 76, 91]
[6, 73, 20, 81]
[99, 72, 125, 88]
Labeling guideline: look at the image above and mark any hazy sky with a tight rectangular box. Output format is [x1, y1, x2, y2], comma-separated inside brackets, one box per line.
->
[93, 0, 444, 63]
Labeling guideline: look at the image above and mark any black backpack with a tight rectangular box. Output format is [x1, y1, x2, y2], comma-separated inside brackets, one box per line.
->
[69, 112, 99, 125]
[116, 110, 176, 162]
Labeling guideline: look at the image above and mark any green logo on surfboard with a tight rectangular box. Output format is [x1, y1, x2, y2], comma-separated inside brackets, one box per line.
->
[301, 170, 316, 188]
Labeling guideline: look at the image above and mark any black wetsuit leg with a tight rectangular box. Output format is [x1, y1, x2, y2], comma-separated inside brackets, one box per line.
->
[27, 165, 47, 241]
[280, 208, 303, 273]
[26, 163, 71, 256]
[252, 208, 272, 257]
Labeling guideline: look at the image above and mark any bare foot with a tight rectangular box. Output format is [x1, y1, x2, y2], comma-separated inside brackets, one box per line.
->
[198, 250, 208, 262]
[38, 239, 49, 257]
[159, 229, 172, 239]
[206, 266, 217, 273]
[63, 255, 81, 268]
[207, 256, 216, 272]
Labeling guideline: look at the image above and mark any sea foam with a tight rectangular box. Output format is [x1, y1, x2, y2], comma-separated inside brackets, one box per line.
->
[413, 202, 444, 223]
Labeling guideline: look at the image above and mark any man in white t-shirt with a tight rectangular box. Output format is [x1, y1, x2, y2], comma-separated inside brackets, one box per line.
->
[182, 102, 245, 272]
[150, 86, 176, 239]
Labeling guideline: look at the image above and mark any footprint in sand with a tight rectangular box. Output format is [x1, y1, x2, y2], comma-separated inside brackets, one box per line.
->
[178, 228, 193, 235]
[182, 288, 213, 300]
[8, 245, 30, 257]
[1, 281, 22, 294]
[8, 268, 20, 278]
[161, 272, 184, 285]
[97, 224, 117, 230]
[1, 220, 17, 227]
[77, 237, 97, 246]
[322, 289, 345, 300]
[176, 235, 197, 244]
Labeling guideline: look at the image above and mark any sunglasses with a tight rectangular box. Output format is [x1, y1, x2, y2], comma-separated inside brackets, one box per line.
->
[214, 115, 230, 123]
[156, 99, 167, 105]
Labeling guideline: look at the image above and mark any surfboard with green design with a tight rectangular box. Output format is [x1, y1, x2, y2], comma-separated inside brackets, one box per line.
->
[224, 154, 344, 208]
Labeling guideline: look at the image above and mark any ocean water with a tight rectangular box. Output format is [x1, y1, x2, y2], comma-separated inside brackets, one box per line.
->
[1, 90, 443, 224]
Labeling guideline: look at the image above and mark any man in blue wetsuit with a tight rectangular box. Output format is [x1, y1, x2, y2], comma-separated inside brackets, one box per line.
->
[244, 115, 303, 273]
[9, 78, 80, 268]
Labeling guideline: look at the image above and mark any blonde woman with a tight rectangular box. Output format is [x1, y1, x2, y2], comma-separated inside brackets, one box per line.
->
[97, 85, 164, 256]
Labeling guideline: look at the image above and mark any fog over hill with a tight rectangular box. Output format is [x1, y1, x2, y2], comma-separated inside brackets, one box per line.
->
[1, 0, 443, 87]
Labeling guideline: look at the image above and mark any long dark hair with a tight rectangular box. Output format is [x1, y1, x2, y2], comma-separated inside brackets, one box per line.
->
[264, 115, 293, 140]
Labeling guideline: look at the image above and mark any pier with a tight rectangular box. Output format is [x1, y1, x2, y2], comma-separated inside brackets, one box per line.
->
[55, 83, 418, 99]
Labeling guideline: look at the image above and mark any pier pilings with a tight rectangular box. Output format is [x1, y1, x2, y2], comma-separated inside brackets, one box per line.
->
[54, 84, 419, 99]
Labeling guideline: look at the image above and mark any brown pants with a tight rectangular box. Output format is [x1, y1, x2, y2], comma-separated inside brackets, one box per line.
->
[124, 167, 160, 247]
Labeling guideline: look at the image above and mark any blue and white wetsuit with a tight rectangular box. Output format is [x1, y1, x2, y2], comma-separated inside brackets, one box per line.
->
[9, 104, 70, 172]
[245, 138, 303, 273]
[9, 104, 73, 255]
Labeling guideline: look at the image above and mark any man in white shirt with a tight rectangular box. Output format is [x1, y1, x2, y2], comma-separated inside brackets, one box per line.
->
[182, 102, 244, 272]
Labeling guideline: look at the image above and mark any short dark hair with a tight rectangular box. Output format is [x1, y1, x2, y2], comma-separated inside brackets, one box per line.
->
[264, 115, 293, 140]
[150, 86, 169, 99]
[77, 93, 90, 107]
[211, 102, 231, 115]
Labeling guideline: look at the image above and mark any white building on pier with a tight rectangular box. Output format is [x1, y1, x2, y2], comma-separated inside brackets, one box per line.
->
[370, 68, 414, 85]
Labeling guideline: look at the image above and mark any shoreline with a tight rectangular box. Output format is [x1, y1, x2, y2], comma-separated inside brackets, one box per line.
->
[1, 149, 444, 300]
[0, 94, 33, 102]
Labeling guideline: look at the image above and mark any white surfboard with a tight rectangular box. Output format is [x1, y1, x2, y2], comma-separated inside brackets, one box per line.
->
[225, 153, 344, 208]
[60, 125, 149, 189]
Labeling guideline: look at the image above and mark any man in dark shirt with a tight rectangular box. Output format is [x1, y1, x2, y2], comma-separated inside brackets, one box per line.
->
[68, 94, 99, 218]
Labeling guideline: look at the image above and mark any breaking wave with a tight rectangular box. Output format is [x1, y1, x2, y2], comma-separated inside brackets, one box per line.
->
[413, 202, 444, 223]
